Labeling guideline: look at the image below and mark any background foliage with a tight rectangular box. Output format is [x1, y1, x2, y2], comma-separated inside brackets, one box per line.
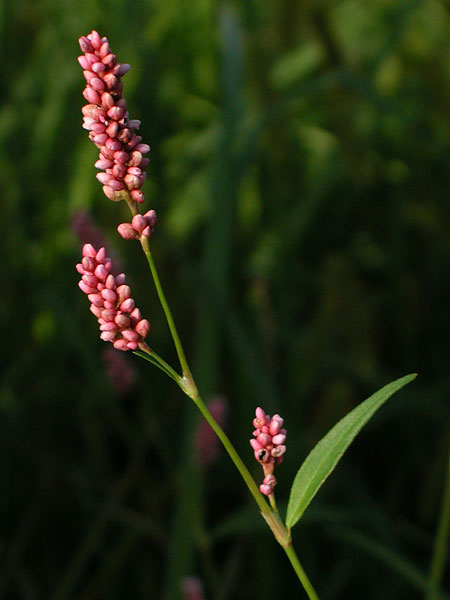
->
[1, 0, 449, 598]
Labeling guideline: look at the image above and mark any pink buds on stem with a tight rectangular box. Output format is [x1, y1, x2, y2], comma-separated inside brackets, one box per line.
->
[250, 407, 287, 496]
[78, 31, 150, 203]
[117, 209, 157, 240]
[76, 243, 150, 351]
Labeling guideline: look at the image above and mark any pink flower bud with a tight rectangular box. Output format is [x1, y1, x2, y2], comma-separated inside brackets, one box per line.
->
[113, 339, 129, 351]
[116, 285, 131, 300]
[90, 304, 102, 318]
[130, 189, 145, 203]
[79, 281, 96, 294]
[135, 319, 150, 338]
[130, 307, 142, 322]
[118, 223, 138, 240]
[92, 61, 105, 73]
[120, 298, 135, 312]
[93, 133, 108, 145]
[269, 420, 281, 436]
[96, 172, 112, 185]
[114, 150, 129, 163]
[112, 163, 127, 178]
[78, 56, 90, 69]
[83, 243, 97, 258]
[103, 72, 119, 90]
[114, 63, 131, 76]
[90, 30, 102, 50]
[122, 329, 139, 342]
[100, 322, 118, 332]
[99, 42, 110, 58]
[257, 433, 271, 446]
[100, 331, 117, 342]
[250, 439, 263, 451]
[135, 143, 150, 154]
[124, 173, 140, 189]
[108, 178, 125, 191]
[83, 87, 100, 104]
[131, 214, 146, 234]
[115, 314, 131, 328]
[88, 293, 103, 307]
[90, 77, 105, 91]
[260, 484, 273, 496]
[106, 122, 119, 138]
[95, 158, 114, 170]
[82, 257, 95, 271]
[94, 264, 108, 280]
[79, 36, 92, 53]
[101, 289, 116, 303]
[102, 53, 115, 66]
[128, 151, 143, 167]
[102, 309, 116, 322]
[95, 247, 106, 262]
[271, 445, 286, 457]
[272, 433, 286, 445]
[101, 92, 115, 110]
[105, 138, 122, 151]
[263, 474, 277, 487]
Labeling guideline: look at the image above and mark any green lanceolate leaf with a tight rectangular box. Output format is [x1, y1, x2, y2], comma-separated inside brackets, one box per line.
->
[133, 350, 181, 386]
[286, 374, 417, 530]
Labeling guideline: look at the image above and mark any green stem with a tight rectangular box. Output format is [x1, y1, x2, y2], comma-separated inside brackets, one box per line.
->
[283, 544, 320, 600]
[127, 203, 319, 596]
[191, 392, 270, 515]
[426, 445, 450, 600]
[123, 194, 195, 386]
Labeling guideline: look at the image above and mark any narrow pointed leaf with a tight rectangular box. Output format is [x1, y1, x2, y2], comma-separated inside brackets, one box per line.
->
[133, 350, 181, 385]
[286, 374, 417, 529]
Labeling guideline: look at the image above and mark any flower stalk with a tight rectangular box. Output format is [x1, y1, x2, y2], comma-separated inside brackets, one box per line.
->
[76, 30, 320, 599]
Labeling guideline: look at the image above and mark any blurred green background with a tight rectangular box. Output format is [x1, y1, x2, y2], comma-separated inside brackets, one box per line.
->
[1, 0, 449, 598]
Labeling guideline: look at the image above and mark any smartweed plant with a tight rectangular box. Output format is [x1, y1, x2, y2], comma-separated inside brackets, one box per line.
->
[75, 30, 416, 599]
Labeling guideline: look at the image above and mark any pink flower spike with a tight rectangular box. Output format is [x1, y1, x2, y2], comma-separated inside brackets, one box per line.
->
[76, 243, 150, 351]
[251, 407, 286, 496]
[78, 31, 150, 203]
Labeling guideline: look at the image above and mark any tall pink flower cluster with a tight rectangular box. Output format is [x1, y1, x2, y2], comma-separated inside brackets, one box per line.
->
[78, 30, 149, 203]
[250, 407, 287, 496]
[76, 243, 150, 351]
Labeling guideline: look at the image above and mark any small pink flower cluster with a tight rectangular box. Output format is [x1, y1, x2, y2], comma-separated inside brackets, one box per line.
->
[78, 30, 149, 203]
[102, 347, 136, 395]
[181, 577, 205, 600]
[194, 396, 228, 468]
[250, 407, 287, 496]
[76, 243, 150, 351]
[117, 209, 157, 240]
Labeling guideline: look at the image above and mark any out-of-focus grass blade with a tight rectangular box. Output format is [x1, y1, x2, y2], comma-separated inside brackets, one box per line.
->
[330, 526, 450, 600]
